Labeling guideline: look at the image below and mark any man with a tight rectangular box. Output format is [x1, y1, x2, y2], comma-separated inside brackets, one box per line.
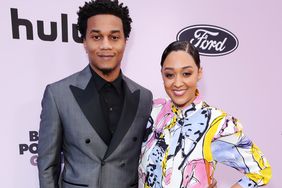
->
[37, 0, 152, 187]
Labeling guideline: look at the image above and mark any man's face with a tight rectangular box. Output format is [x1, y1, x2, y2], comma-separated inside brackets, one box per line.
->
[83, 14, 126, 80]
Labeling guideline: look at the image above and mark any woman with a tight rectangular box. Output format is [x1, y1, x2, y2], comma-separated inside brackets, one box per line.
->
[138, 41, 271, 188]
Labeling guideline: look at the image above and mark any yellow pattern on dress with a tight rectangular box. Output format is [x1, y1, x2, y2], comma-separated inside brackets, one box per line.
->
[246, 144, 272, 184]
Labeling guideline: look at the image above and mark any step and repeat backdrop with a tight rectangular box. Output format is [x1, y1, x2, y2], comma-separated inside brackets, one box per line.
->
[1, 0, 281, 187]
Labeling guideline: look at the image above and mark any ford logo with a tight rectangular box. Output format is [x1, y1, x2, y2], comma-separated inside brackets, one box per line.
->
[176, 24, 239, 56]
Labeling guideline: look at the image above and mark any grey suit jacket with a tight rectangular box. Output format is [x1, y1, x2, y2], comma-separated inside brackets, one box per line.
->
[38, 66, 152, 188]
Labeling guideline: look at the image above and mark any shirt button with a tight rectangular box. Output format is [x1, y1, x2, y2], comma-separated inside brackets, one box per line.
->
[85, 138, 91, 144]
[101, 160, 105, 166]
[120, 162, 126, 167]
[109, 107, 113, 111]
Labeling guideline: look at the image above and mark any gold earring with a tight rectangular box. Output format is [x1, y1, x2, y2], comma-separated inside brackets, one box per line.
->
[195, 89, 199, 96]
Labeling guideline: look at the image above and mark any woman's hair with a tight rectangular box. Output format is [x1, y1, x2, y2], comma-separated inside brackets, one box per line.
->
[77, 0, 132, 39]
[160, 41, 201, 69]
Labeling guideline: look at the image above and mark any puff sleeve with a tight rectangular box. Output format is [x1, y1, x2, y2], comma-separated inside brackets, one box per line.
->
[211, 115, 271, 187]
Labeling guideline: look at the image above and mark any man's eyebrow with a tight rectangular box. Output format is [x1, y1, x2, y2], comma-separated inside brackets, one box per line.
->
[89, 29, 121, 34]
[89, 29, 100, 34]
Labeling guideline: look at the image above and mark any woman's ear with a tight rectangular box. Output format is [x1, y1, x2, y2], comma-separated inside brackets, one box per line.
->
[160, 68, 164, 78]
[198, 67, 203, 81]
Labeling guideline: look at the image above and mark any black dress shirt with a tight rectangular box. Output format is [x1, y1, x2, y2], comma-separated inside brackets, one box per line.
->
[90, 66, 124, 145]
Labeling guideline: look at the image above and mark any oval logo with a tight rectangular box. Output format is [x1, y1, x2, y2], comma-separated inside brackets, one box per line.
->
[176, 24, 239, 56]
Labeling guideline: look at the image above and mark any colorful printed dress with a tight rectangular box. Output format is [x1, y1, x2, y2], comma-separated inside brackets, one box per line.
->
[138, 96, 271, 188]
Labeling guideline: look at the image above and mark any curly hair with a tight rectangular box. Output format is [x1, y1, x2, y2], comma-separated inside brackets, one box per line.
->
[77, 0, 132, 39]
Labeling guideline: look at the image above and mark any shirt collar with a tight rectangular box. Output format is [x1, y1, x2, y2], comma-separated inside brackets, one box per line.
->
[89, 65, 124, 96]
[171, 94, 203, 119]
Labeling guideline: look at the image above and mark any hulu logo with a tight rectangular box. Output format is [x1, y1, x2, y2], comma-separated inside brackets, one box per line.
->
[10, 8, 82, 43]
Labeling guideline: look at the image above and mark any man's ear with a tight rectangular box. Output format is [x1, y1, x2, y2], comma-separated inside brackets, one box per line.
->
[83, 39, 88, 53]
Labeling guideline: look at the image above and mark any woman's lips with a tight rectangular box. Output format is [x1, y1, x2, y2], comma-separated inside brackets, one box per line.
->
[173, 89, 186, 96]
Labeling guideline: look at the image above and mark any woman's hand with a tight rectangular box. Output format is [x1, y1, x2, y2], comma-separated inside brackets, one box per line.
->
[208, 180, 243, 188]
[231, 183, 243, 188]
[208, 178, 217, 188]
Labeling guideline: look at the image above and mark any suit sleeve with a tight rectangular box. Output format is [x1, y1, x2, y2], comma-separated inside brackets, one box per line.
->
[211, 115, 272, 187]
[38, 85, 63, 188]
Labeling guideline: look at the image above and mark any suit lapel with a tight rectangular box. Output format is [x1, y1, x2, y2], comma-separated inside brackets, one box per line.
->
[69, 66, 111, 146]
[69, 69, 141, 158]
[104, 79, 140, 158]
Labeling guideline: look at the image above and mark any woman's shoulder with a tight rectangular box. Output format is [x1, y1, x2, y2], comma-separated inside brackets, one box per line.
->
[202, 101, 243, 135]
[151, 98, 173, 113]
[151, 97, 171, 112]
[201, 101, 228, 116]
[150, 98, 173, 123]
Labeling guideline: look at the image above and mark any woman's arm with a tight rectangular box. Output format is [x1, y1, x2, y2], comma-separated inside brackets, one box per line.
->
[211, 114, 272, 187]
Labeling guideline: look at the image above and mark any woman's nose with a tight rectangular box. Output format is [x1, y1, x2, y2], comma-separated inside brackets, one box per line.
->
[173, 75, 184, 87]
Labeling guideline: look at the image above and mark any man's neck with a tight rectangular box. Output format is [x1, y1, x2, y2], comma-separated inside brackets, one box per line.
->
[90, 65, 121, 82]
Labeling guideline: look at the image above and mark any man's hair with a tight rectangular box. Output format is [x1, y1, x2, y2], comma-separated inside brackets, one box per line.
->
[77, 0, 132, 39]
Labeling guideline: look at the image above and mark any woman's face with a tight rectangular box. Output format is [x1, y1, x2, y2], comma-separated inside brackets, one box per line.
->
[161, 50, 202, 109]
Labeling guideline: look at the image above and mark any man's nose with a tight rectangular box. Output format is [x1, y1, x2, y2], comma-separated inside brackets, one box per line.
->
[100, 38, 112, 50]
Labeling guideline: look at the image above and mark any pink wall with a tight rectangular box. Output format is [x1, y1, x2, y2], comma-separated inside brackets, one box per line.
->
[0, 0, 281, 187]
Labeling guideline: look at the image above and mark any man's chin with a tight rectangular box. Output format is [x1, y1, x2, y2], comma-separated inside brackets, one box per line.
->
[100, 68, 113, 75]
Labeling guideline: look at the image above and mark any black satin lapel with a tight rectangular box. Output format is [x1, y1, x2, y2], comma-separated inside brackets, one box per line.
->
[104, 85, 140, 158]
[69, 77, 111, 145]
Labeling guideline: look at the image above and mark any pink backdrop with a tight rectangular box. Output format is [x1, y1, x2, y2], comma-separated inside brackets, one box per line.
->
[1, 0, 281, 187]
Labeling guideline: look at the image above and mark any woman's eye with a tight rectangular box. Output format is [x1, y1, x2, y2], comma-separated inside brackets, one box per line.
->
[183, 72, 192, 77]
[111, 35, 120, 40]
[165, 73, 174, 78]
